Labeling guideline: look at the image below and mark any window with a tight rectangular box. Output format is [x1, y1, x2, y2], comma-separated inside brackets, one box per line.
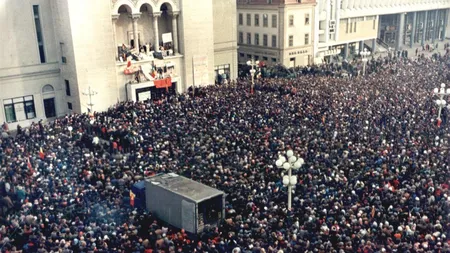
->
[349, 22, 353, 33]
[263, 56, 268, 61]
[255, 14, 260, 26]
[255, 33, 260, 45]
[60, 42, 66, 64]
[304, 33, 310, 45]
[272, 35, 277, 47]
[289, 15, 294, 26]
[373, 19, 376, 30]
[3, 96, 36, 123]
[267, 0, 272, 3]
[263, 34, 268, 46]
[247, 14, 251, 26]
[247, 33, 251, 44]
[247, 54, 252, 59]
[305, 14, 310, 25]
[68, 102, 73, 110]
[255, 56, 259, 61]
[239, 13, 243, 25]
[239, 32, 244, 43]
[272, 58, 277, 63]
[33, 5, 46, 63]
[354, 22, 356, 32]
[263, 14, 268, 27]
[272, 14, 277, 28]
[239, 53, 245, 58]
[289, 35, 294, 47]
[65, 80, 71, 96]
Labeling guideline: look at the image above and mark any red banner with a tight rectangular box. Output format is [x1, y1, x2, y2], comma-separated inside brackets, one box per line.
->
[154, 77, 172, 89]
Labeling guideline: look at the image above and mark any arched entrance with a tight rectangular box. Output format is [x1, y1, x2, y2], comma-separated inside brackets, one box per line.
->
[42, 84, 56, 118]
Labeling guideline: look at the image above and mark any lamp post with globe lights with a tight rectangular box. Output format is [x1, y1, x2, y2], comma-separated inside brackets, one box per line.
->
[247, 58, 259, 94]
[433, 83, 450, 127]
[360, 48, 371, 76]
[275, 150, 304, 210]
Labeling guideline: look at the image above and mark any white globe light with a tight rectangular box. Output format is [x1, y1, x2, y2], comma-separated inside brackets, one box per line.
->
[288, 156, 297, 164]
[447, 88, 450, 94]
[256, 61, 260, 65]
[279, 156, 286, 163]
[436, 100, 442, 105]
[247, 61, 251, 66]
[68, 126, 73, 132]
[293, 160, 302, 169]
[434, 88, 439, 94]
[283, 162, 291, 171]
[290, 176, 297, 185]
[441, 83, 446, 88]
[286, 150, 294, 158]
[443, 100, 447, 105]
[276, 159, 283, 168]
[283, 175, 289, 186]
[298, 158, 304, 165]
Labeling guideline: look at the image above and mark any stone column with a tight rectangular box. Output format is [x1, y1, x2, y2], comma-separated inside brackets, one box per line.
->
[410, 12, 416, 48]
[130, 13, 141, 49]
[343, 43, 349, 59]
[171, 11, 180, 54]
[422, 11, 428, 44]
[443, 9, 449, 40]
[433, 10, 439, 43]
[112, 14, 120, 60]
[153, 12, 162, 51]
[396, 13, 405, 50]
[371, 38, 376, 53]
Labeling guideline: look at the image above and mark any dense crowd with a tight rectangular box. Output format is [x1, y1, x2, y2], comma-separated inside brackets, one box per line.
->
[1, 52, 450, 253]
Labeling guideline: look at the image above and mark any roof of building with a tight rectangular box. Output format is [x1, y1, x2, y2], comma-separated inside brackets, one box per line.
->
[146, 173, 224, 203]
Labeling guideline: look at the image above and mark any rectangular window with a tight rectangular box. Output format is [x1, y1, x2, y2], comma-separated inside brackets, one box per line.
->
[247, 54, 252, 59]
[263, 56, 268, 61]
[354, 22, 356, 32]
[65, 80, 71, 96]
[255, 33, 260, 45]
[239, 13, 243, 25]
[289, 15, 294, 26]
[239, 53, 245, 58]
[68, 102, 73, 110]
[304, 33, 310, 45]
[373, 19, 376, 30]
[272, 35, 277, 47]
[305, 14, 310, 25]
[289, 35, 294, 47]
[263, 34, 268, 46]
[33, 5, 46, 63]
[263, 14, 268, 27]
[239, 32, 244, 43]
[255, 14, 260, 26]
[247, 33, 251, 44]
[272, 14, 277, 28]
[272, 58, 277, 63]
[3, 96, 36, 123]
[247, 14, 251, 26]
[349, 22, 353, 33]
[254, 56, 259, 61]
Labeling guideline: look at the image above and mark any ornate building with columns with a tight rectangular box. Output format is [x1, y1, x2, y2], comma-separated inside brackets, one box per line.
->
[0, 0, 238, 128]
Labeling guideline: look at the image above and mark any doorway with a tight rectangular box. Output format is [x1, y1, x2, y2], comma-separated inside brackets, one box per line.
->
[43, 98, 56, 118]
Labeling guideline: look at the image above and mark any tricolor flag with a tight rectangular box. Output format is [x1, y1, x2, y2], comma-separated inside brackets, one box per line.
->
[27, 157, 34, 174]
[39, 147, 45, 160]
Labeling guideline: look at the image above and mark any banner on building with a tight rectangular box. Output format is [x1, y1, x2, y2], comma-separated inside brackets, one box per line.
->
[193, 55, 209, 87]
[162, 33, 173, 43]
[154, 77, 172, 89]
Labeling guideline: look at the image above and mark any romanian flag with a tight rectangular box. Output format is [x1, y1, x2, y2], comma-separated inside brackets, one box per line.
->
[39, 147, 45, 160]
[27, 157, 34, 174]
[130, 190, 136, 207]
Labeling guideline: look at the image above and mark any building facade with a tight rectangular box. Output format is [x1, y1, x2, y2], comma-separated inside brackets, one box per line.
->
[237, 0, 316, 67]
[314, 0, 450, 63]
[0, 0, 238, 128]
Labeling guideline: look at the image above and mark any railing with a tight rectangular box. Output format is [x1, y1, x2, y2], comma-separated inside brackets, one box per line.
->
[376, 38, 390, 50]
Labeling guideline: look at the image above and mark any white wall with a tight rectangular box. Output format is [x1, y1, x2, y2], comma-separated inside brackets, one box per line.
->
[0, 0, 58, 69]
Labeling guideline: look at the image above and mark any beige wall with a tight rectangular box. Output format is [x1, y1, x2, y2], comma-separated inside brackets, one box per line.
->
[179, 0, 215, 89]
[337, 17, 378, 43]
[213, 0, 238, 80]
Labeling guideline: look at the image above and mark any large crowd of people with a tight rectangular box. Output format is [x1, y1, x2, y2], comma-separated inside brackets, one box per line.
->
[1, 51, 450, 253]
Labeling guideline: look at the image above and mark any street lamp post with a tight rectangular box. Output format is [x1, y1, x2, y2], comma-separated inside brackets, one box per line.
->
[433, 83, 450, 127]
[247, 58, 259, 94]
[82, 86, 98, 113]
[360, 48, 371, 76]
[275, 150, 304, 210]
